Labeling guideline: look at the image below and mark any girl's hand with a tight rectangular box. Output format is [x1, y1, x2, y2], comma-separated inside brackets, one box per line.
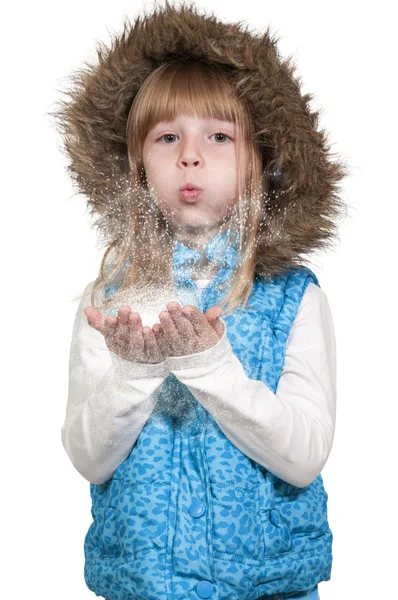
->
[153, 302, 225, 358]
[84, 305, 165, 364]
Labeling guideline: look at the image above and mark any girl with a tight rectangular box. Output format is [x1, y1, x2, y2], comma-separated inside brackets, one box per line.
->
[54, 2, 348, 599]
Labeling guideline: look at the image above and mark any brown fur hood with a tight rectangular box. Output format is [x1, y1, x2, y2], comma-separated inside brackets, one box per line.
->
[51, 0, 349, 277]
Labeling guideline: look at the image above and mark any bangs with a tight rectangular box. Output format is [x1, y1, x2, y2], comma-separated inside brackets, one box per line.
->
[132, 59, 245, 143]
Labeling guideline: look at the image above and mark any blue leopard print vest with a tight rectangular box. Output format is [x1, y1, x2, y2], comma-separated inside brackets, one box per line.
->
[83, 230, 332, 600]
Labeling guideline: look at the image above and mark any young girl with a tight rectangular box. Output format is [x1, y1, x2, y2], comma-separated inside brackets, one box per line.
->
[54, 2, 348, 599]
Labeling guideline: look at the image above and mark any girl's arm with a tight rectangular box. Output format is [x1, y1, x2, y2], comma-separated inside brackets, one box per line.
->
[61, 281, 168, 485]
[167, 283, 336, 488]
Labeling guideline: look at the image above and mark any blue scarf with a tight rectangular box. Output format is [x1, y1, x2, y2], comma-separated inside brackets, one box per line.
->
[172, 228, 241, 311]
[104, 228, 242, 314]
[172, 228, 239, 272]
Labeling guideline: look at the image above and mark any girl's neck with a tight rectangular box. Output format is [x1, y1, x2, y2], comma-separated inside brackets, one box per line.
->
[189, 251, 220, 280]
[172, 219, 232, 252]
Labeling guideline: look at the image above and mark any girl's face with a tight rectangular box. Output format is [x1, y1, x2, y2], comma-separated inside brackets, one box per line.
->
[142, 114, 247, 249]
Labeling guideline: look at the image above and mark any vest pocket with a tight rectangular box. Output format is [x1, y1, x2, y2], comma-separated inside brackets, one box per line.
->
[257, 473, 293, 556]
[258, 507, 292, 556]
[210, 482, 264, 560]
[271, 476, 330, 539]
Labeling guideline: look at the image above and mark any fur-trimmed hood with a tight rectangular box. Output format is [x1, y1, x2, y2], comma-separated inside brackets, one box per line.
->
[52, 0, 348, 277]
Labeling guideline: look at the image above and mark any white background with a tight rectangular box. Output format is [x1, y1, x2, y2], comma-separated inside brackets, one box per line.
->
[2, 0, 396, 598]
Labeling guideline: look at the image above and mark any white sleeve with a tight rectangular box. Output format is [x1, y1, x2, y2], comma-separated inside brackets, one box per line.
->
[167, 283, 337, 488]
[61, 281, 168, 485]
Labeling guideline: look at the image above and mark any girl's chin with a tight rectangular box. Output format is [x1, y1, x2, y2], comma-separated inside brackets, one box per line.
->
[174, 222, 220, 235]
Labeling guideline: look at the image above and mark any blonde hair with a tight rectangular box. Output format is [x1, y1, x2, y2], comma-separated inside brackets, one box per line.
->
[81, 58, 268, 317]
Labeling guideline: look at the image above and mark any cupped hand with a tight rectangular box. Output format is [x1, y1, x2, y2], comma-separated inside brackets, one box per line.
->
[153, 301, 225, 358]
[84, 302, 224, 363]
[84, 305, 166, 364]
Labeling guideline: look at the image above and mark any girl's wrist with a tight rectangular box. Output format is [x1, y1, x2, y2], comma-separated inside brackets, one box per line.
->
[110, 351, 168, 378]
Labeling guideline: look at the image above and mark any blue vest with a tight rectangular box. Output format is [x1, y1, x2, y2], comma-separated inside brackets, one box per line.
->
[83, 230, 332, 600]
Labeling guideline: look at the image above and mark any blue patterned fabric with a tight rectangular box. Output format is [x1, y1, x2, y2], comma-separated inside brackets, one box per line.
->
[84, 229, 332, 600]
[172, 228, 240, 273]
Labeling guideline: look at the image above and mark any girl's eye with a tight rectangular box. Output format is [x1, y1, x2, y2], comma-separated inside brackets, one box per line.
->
[211, 133, 232, 143]
[157, 132, 232, 144]
[159, 134, 178, 143]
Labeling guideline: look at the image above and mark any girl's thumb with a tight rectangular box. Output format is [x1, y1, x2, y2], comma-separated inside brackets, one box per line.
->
[209, 315, 225, 338]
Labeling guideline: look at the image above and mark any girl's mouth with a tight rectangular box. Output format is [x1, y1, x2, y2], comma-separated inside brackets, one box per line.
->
[180, 189, 202, 202]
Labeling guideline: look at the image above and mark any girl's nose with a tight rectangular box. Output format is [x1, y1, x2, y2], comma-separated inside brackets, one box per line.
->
[179, 138, 202, 167]
[180, 157, 200, 167]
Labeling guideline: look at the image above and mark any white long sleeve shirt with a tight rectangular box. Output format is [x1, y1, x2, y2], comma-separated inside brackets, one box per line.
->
[61, 278, 336, 487]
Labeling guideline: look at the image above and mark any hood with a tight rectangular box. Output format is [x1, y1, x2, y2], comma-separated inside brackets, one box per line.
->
[51, 0, 349, 277]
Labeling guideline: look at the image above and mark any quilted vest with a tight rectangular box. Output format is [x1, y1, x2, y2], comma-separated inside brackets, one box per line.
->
[83, 230, 332, 600]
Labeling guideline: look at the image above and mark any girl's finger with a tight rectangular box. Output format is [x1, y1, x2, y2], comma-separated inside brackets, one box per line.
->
[166, 302, 195, 343]
[142, 327, 163, 363]
[128, 311, 143, 337]
[117, 306, 131, 352]
[205, 306, 225, 339]
[128, 312, 145, 355]
[210, 317, 225, 339]
[181, 305, 210, 337]
[102, 315, 118, 339]
[205, 305, 223, 321]
[153, 324, 169, 357]
[84, 306, 102, 331]
[85, 306, 115, 336]
[117, 305, 131, 322]
[159, 310, 181, 354]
